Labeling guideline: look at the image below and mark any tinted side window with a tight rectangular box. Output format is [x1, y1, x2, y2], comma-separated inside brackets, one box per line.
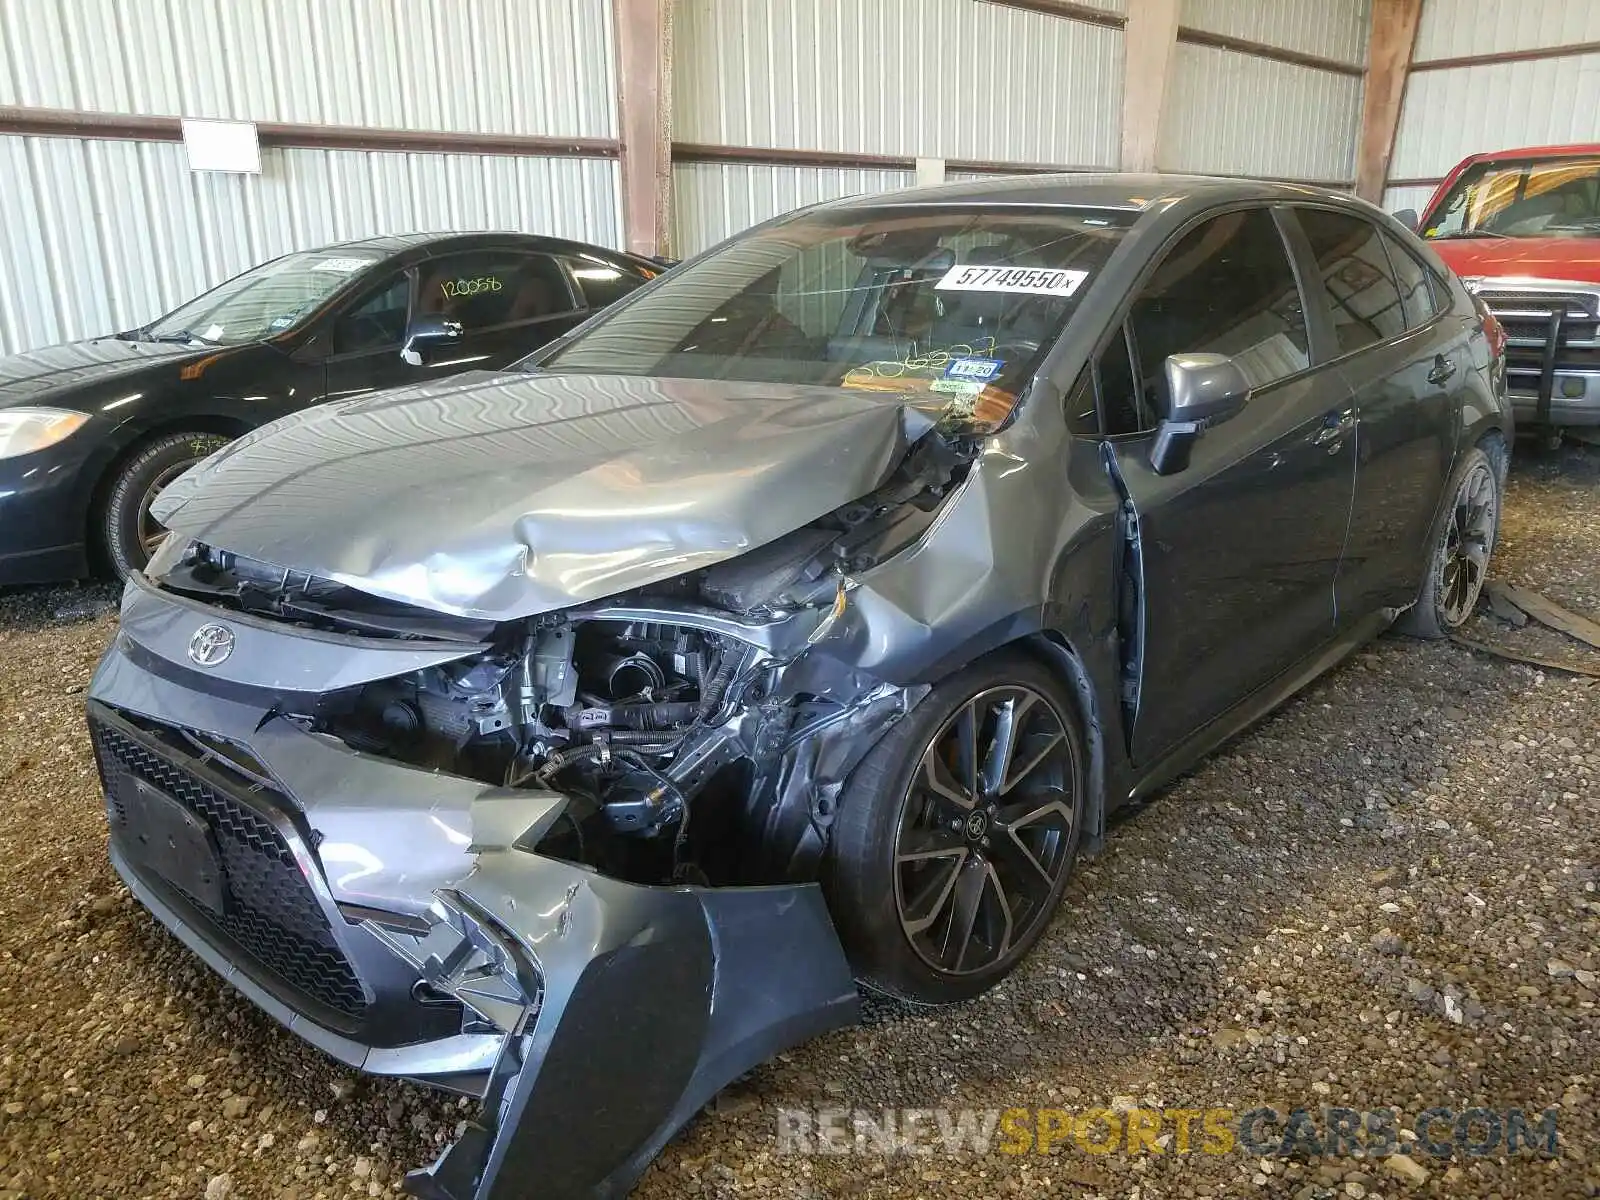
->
[562, 256, 648, 308]
[1095, 324, 1151, 435]
[331, 273, 410, 355]
[1128, 208, 1309, 413]
[1064, 368, 1098, 437]
[1296, 209, 1407, 354]
[415, 253, 577, 331]
[1381, 232, 1438, 329]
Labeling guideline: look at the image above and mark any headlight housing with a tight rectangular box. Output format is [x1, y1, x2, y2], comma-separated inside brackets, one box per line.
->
[0, 408, 90, 459]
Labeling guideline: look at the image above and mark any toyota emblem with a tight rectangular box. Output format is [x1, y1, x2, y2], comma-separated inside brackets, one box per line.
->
[187, 623, 236, 667]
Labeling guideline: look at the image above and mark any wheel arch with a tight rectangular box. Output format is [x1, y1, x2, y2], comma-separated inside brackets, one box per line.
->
[1010, 631, 1111, 856]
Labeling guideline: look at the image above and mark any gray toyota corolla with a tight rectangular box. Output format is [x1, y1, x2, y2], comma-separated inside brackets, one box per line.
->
[87, 174, 1510, 1198]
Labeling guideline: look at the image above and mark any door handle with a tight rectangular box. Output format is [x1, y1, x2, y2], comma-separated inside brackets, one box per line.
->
[1428, 355, 1458, 386]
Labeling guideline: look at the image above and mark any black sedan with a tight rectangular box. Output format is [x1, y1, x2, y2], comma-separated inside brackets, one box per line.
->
[0, 232, 661, 585]
[90, 176, 1509, 1198]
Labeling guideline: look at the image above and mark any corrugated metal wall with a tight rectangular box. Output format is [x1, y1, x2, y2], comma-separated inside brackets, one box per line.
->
[1381, 183, 1440, 217]
[673, 0, 1123, 164]
[1182, 0, 1369, 66]
[1160, 0, 1368, 183]
[0, 0, 615, 137]
[1413, 0, 1600, 61]
[672, 162, 915, 257]
[0, 137, 621, 355]
[1158, 45, 1365, 182]
[670, 0, 1125, 255]
[0, 0, 620, 354]
[1389, 55, 1600, 198]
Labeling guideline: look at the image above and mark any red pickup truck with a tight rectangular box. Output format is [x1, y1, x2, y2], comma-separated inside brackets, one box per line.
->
[1402, 145, 1600, 444]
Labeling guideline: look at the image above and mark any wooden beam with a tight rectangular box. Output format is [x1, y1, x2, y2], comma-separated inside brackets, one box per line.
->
[613, 0, 673, 257]
[1120, 0, 1181, 173]
[1355, 0, 1425, 203]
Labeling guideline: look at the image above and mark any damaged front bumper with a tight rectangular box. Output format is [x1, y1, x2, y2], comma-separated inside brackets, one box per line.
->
[88, 623, 860, 1200]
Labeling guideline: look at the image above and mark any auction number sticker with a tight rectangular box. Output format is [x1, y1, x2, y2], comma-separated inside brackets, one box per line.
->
[309, 257, 371, 273]
[936, 265, 1088, 297]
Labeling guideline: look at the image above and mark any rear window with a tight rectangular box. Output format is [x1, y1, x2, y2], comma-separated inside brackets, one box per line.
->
[1295, 208, 1407, 355]
[562, 255, 649, 308]
[536, 205, 1137, 434]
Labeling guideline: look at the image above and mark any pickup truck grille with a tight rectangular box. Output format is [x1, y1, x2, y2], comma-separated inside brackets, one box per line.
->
[1473, 286, 1600, 424]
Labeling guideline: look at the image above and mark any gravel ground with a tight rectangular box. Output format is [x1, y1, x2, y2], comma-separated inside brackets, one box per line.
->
[0, 446, 1595, 1200]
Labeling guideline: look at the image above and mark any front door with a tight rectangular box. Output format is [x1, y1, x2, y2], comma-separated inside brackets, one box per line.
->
[317, 269, 420, 404]
[1101, 207, 1359, 765]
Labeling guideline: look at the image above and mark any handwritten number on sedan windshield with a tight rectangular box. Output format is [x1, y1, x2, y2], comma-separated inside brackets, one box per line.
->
[442, 277, 503, 299]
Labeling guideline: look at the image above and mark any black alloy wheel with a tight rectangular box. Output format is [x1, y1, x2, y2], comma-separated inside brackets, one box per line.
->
[824, 652, 1086, 1004]
[893, 685, 1077, 977]
[1438, 457, 1498, 627]
[1398, 443, 1502, 639]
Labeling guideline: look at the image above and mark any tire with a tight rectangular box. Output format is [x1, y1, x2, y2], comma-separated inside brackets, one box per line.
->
[1396, 443, 1501, 639]
[102, 432, 231, 580]
[823, 651, 1087, 1004]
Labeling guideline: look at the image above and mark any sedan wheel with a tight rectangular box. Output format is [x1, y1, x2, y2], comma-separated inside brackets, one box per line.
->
[894, 687, 1076, 977]
[825, 653, 1086, 1003]
[1398, 442, 1502, 639]
[1439, 458, 1497, 626]
[102, 432, 231, 580]
[136, 460, 197, 559]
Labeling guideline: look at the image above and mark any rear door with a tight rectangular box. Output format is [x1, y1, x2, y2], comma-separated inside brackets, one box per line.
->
[1287, 207, 1462, 622]
[1101, 206, 1359, 765]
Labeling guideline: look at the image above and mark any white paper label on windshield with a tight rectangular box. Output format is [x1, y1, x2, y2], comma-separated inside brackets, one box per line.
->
[309, 256, 370, 274]
[935, 265, 1088, 297]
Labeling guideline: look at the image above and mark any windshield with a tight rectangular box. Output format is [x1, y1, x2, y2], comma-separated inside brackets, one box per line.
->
[535, 204, 1135, 433]
[1423, 158, 1600, 240]
[143, 250, 383, 345]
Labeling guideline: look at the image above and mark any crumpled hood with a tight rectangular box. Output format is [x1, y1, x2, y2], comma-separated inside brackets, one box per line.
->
[0, 338, 204, 405]
[154, 369, 934, 620]
[1429, 235, 1600, 287]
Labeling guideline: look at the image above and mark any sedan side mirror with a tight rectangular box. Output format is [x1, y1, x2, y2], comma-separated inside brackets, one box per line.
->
[1150, 353, 1251, 476]
[401, 316, 463, 366]
[1393, 208, 1420, 232]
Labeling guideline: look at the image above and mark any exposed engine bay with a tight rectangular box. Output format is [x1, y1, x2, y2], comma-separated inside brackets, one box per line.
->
[148, 429, 975, 889]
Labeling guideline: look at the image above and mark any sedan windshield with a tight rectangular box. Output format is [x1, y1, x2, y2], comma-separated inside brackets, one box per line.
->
[536, 205, 1135, 432]
[1423, 158, 1600, 240]
[142, 250, 383, 345]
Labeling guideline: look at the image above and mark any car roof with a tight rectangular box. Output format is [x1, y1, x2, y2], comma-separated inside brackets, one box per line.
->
[1456, 144, 1600, 165]
[811, 172, 1366, 216]
[304, 231, 646, 264]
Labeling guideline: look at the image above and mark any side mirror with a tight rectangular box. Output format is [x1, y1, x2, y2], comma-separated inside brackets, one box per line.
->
[401, 316, 463, 366]
[1150, 353, 1251, 476]
[1393, 208, 1420, 233]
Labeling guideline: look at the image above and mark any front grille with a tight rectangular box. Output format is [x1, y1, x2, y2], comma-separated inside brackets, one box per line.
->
[1477, 288, 1600, 422]
[91, 711, 369, 1025]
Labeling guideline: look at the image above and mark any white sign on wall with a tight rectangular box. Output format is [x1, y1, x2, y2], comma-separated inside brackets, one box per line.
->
[181, 119, 262, 174]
